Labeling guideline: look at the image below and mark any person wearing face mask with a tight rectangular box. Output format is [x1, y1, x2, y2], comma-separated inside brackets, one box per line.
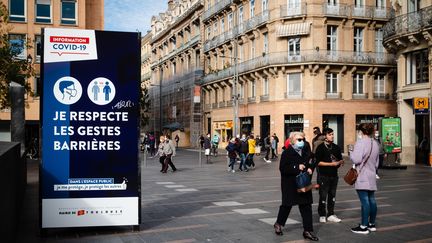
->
[314, 127, 344, 223]
[273, 132, 318, 241]
[349, 123, 380, 234]
[203, 133, 212, 164]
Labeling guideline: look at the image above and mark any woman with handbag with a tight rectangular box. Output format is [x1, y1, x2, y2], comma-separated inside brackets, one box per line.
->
[349, 123, 380, 234]
[274, 132, 318, 241]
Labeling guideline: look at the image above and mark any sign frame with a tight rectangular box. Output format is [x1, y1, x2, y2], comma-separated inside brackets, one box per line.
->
[379, 117, 402, 154]
[39, 28, 141, 230]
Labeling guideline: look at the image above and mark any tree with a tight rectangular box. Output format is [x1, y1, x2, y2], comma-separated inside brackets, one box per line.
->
[0, 2, 34, 110]
[139, 81, 150, 128]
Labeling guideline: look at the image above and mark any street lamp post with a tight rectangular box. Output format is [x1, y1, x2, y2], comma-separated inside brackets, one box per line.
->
[220, 54, 239, 137]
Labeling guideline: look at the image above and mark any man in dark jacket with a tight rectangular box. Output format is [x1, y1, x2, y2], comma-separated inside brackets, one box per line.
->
[315, 127, 344, 223]
[203, 134, 212, 164]
[226, 138, 238, 173]
[239, 134, 249, 171]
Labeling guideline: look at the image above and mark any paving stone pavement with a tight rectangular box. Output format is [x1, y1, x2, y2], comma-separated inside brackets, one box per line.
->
[16, 149, 432, 243]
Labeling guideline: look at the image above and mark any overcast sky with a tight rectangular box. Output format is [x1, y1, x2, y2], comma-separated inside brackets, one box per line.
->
[104, 0, 167, 34]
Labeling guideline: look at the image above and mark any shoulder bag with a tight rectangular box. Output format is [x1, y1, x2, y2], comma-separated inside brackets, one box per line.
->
[296, 171, 313, 192]
[344, 139, 373, 185]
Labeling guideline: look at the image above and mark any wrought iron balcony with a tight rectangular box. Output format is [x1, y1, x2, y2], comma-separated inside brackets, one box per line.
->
[152, 35, 200, 68]
[325, 92, 342, 99]
[141, 53, 150, 63]
[212, 103, 218, 109]
[218, 101, 226, 107]
[322, 3, 349, 17]
[141, 72, 151, 81]
[352, 93, 369, 99]
[203, 50, 395, 84]
[284, 91, 303, 99]
[202, 0, 232, 21]
[383, 5, 432, 41]
[226, 101, 233, 107]
[373, 92, 390, 99]
[205, 104, 211, 110]
[280, 3, 307, 18]
[247, 96, 256, 103]
[260, 95, 270, 102]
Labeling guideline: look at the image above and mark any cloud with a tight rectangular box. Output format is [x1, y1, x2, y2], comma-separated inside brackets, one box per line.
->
[104, 0, 166, 33]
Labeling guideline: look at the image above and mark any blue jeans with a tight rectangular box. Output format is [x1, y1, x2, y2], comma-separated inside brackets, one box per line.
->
[239, 153, 247, 170]
[228, 157, 236, 170]
[356, 190, 377, 226]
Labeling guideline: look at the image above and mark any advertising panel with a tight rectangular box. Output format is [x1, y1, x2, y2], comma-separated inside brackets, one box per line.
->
[40, 28, 140, 228]
[380, 117, 402, 154]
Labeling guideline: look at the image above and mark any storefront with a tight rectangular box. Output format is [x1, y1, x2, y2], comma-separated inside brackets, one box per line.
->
[284, 114, 304, 141]
[240, 116, 254, 136]
[356, 114, 384, 130]
[213, 121, 233, 147]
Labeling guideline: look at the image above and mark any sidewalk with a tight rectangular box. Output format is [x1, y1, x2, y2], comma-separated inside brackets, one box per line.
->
[16, 149, 432, 242]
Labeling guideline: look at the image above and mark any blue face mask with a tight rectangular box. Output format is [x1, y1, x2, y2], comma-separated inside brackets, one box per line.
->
[296, 141, 305, 149]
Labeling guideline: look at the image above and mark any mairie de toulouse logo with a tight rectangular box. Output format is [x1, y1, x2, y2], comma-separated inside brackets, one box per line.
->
[53, 76, 115, 105]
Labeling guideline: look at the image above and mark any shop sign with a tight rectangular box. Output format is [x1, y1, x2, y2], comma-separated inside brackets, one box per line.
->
[214, 121, 233, 129]
[284, 117, 304, 124]
[380, 117, 402, 153]
[413, 97, 429, 115]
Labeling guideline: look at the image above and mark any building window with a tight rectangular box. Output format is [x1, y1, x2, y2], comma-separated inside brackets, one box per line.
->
[354, 27, 363, 53]
[375, 29, 384, 53]
[9, 34, 26, 60]
[406, 49, 429, 84]
[376, 0, 385, 8]
[251, 39, 256, 58]
[206, 26, 211, 39]
[214, 89, 218, 103]
[213, 22, 218, 36]
[327, 26, 337, 52]
[239, 44, 244, 61]
[239, 83, 244, 98]
[250, 80, 256, 97]
[250, 0, 255, 17]
[263, 78, 269, 95]
[238, 5, 244, 23]
[9, 0, 26, 22]
[263, 33, 268, 54]
[326, 73, 338, 93]
[408, 0, 420, 12]
[172, 62, 176, 75]
[353, 73, 364, 94]
[220, 18, 225, 32]
[34, 76, 42, 97]
[228, 13, 233, 29]
[35, 35, 42, 63]
[288, 37, 300, 57]
[287, 73, 301, 95]
[61, 0, 77, 25]
[355, 0, 364, 7]
[262, 0, 269, 11]
[328, 0, 337, 5]
[35, 0, 51, 23]
[374, 74, 385, 95]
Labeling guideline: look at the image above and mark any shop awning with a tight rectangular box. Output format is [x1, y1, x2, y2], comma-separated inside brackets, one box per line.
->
[276, 22, 311, 37]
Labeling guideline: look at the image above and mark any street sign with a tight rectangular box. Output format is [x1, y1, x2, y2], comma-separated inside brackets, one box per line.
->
[41, 28, 140, 228]
[413, 97, 429, 115]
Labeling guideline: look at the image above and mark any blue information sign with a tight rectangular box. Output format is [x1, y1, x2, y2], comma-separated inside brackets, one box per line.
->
[40, 28, 140, 228]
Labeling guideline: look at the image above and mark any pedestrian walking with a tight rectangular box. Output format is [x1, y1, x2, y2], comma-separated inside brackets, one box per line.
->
[149, 133, 156, 157]
[349, 123, 380, 234]
[264, 134, 271, 163]
[374, 130, 385, 179]
[255, 135, 262, 156]
[274, 131, 318, 241]
[273, 133, 280, 158]
[212, 134, 220, 156]
[239, 134, 249, 171]
[419, 137, 429, 165]
[175, 134, 180, 148]
[226, 138, 238, 173]
[161, 134, 177, 173]
[311, 127, 325, 155]
[315, 127, 344, 223]
[156, 136, 166, 172]
[203, 133, 212, 163]
[247, 134, 256, 169]
[271, 135, 277, 160]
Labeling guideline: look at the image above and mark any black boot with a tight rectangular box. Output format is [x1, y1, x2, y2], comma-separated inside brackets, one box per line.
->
[303, 231, 319, 241]
[274, 223, 283, 235]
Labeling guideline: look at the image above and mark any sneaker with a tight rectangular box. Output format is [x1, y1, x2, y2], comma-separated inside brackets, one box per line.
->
[266, 160, 272, 163]
[263, 158, 268, 163]
[327, 215, 342, 223]
[376, 174, 380, 179]
[227, 167, 231, 172]
[231, 170, 235, 173]
[368, 223, 376, 232]
[351, 225, 370, 234]
[319, 216, 327, 223]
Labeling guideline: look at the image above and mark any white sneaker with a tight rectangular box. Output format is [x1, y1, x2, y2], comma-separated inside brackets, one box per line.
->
[376, 174, 380, 179]
[327, 215, 342, 223]
[231, 170, 235, 173]
[319, 216, 327, 223]
[266, 160, 272, 163]
[227, 167, 231, 172]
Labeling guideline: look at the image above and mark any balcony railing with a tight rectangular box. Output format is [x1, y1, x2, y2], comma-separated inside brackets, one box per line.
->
[247, 96, 256, 103]
[383, 5, 432, 40]
[141, 53, 150, 63]
[152, 35, 200, 68]
[212, 103, 218, 109]
[260, 94, 270, 102]
[280, 3, 307, 18]
[218, 101, 226, 107]
[202, 0, 232, 21]
[352, 93, 368, 99]
[204, 10, 269, 52]
[141, 72, 151, 81]
[205, 104, 211, 110]
[325, 92, 342, 99]
[284, 91, 303, 99]
[322, 3, 349, 17]
[373, 92, 390, 99]
[203, 50, 395, 84]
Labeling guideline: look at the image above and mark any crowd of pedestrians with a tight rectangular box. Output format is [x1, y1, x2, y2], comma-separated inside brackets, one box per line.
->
[273, 123, 381, 240]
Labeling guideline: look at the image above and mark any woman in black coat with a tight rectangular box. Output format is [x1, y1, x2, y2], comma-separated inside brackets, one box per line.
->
[274, 132, 318, 241]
